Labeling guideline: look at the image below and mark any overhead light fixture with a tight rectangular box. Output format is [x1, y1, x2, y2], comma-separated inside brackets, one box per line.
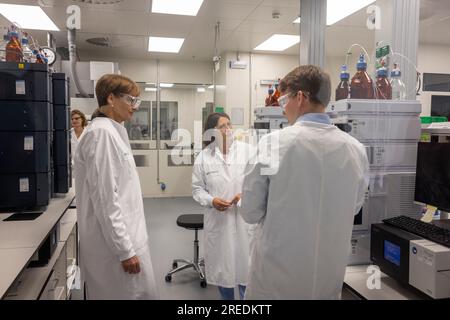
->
[145, 87, 157, 92]
[151, 0, 205, 16]
[327, 0, 375, 25]
[148, 36, 185, 53]
[0, 4, 59, 31]
[254, 34, 300, 52]
[293, 17, 301, 24]
[208, 85, 214, 89]
[197, 87, 205, 93]
[160, 83, 174, 88]
[145, 82, 156, 85]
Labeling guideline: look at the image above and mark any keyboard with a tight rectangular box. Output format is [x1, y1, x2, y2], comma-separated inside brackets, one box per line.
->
[383, 215, 450, 248]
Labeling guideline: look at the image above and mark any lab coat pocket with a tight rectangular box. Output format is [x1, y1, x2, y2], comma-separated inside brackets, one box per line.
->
[122, 152, 140, 184]
[204, 210, 226, 233]
[205, 171, 223, 193]
[205, 169, 220, 182]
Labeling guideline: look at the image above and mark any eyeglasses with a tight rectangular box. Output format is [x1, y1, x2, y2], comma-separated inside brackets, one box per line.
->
[278, 93, 291, 111]
[279, 91, 311, 111]
[120, 93, 142, 110]
[216, 123, 232, 130]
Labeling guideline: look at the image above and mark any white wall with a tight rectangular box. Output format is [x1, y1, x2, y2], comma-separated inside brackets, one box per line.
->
[417, 44, 450, 117]
[214, 57, 227, 112]
[220, 52, 299, 128]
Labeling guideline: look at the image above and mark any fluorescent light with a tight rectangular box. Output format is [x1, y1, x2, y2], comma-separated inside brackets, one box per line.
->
[0, 4, 59, 31]
[145, 87, 157, 92]
[327, 0, 375, 25]
[197, 87, 205, 93]
[160, 83, 174, 88]
[148, 36, 185, 53]
[208, 85, 214, 89]
[151, 0, 204, 16]
[145, 82, 156, 85]
[293, 17, 301, 24]
[254, 34, 300, 52]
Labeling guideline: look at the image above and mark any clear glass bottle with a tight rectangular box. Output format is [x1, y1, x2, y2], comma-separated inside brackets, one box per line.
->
[390, 64, 407, 100]
[21, 32, 34, 63]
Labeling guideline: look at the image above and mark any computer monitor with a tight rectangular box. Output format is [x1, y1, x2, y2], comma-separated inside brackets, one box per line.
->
[415, 142, 450, 212]
[431, 95, 450, 120]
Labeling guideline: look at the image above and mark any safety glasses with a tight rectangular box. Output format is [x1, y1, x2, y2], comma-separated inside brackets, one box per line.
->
[278, 94, 291, 112]
[120, 93, 142, 110]
[279, 91, 310, 111]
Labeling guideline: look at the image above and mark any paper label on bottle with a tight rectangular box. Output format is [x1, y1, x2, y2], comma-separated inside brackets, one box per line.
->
[16, 80, 26, 95]
[24, 136, 34, 151]
[19, 178, 30, 193]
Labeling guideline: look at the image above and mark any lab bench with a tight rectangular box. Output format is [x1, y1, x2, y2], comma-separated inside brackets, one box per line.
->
[0, 189, 78, 300]
[343, 265, 430, 300]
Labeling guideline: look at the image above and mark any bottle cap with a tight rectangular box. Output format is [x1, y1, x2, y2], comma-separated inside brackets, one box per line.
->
[377, 67, 388, 77]
[340, 65, 350, 80]
[356, 53, 367, 69]
[391, 69, 401, 77]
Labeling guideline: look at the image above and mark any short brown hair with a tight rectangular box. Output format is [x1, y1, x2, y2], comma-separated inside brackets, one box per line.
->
[279, 65, 331, 108]
[95, 74, 140, 107]
[71, 109, 87, 127]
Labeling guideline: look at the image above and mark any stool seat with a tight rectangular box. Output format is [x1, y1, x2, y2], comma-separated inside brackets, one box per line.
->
[166, 214, 206, 288]
[177, 214, 204, 229]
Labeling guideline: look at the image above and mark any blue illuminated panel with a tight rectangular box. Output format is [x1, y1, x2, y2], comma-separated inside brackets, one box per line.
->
[384, 240, 401, 266]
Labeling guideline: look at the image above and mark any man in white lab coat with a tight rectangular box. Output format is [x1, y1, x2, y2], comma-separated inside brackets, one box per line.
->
[74, 74, 157, 300]
[241, 65, 369, 300]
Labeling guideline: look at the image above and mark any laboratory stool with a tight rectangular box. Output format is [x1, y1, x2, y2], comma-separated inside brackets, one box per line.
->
[164, 214, 207, 288]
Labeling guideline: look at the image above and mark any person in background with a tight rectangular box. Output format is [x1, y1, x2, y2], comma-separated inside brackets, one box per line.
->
[240, 65, 370, 299]
[192, 113, 256, 300]
[70, 109, 87, 165]
[74, 74, 158, 300]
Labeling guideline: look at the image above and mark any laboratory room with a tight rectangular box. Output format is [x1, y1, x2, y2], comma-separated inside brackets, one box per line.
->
[0, 0, 450, 308]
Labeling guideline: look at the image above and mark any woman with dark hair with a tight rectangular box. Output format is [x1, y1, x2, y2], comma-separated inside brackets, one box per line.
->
[74, 74, 158, 300]
[70, 109, 87, 166]
[192, 112, 255, 300]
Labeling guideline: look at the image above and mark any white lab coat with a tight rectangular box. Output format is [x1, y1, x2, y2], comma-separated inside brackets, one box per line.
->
[241, 120, 369, 300]
[74, 117, 157, 300]
[71, 128, 85, 168]
[192, 140, 256, 288]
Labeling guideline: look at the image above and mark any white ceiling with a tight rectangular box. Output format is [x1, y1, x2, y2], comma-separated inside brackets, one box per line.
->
[0, 0, 449, 61]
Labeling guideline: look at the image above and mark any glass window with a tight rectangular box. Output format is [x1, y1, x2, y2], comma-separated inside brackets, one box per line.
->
[125, 101, 151, 141]
[151, 101, 178, 140]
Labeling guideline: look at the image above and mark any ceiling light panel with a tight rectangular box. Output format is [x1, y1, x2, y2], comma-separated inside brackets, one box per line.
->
[254, 34, 300, 52]
[148, 36, 185, 53]
[151, 0, 205, 16]
[0, 4, 59, 31]
[327, 0, 375, 25]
